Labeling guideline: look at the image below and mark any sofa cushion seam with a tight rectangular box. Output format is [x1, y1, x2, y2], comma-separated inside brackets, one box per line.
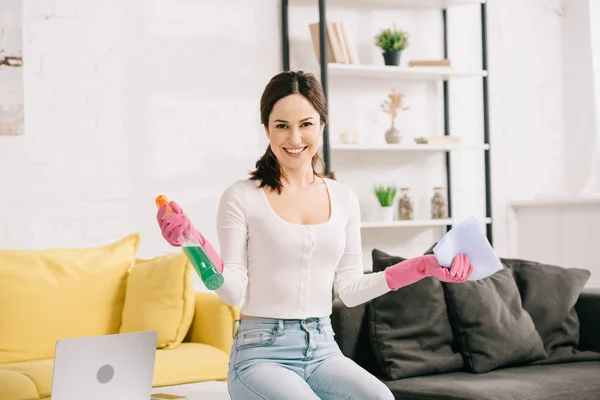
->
[6, 369, 41, 397]
[443, 283, 474, 372]
[172, 259, 191, 347]
[369, 297, 393, 379]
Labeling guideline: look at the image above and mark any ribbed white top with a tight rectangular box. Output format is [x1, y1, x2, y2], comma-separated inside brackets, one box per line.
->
[213, 178, 391, 319]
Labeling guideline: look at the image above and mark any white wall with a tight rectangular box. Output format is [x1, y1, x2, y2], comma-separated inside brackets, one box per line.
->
[507, 0, 600, 288]
[488, 0, 568, 257]
[563, 0, 597, 194]
[582, 0, 600, 194]
[0, 0, 591, 288]
[0, 0, 280, 289]
[510, 199, 600, 288]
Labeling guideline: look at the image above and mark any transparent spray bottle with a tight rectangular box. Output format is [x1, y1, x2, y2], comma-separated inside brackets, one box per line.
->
[155, 195, 224, 290]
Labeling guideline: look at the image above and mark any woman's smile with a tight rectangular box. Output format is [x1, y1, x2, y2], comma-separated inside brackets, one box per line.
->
[283, 145, 308, 157]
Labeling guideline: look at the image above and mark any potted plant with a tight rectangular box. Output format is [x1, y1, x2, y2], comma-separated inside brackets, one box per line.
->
[374, 185, 397, 221]
[374, 25, 409, 66]
[381, 88, 409, 144]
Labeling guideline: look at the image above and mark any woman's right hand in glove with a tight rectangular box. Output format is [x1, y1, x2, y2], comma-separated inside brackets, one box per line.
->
[156, 200, 194, 246]
[156, 200, 224, 274]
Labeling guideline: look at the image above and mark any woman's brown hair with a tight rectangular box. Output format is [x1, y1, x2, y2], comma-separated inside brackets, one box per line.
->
[249, 70, 328, 194]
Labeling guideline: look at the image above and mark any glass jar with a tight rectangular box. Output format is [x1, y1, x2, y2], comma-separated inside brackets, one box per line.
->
[397, 187, 414, 220]
[431, 186, 448, 219]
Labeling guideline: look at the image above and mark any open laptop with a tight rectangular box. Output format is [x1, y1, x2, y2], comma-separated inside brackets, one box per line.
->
[50, 331, 158, 400]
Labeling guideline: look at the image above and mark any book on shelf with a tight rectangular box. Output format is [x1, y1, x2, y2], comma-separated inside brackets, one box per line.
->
[309, 21, 360, 64]
[414, 136, 461, 144]
[408, 59, 452, 67]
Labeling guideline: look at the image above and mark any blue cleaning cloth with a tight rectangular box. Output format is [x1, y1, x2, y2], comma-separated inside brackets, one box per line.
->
[433, 216, 503, 281]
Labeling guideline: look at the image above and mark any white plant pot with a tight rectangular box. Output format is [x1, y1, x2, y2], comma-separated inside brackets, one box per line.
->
[379, 206, 394, 222]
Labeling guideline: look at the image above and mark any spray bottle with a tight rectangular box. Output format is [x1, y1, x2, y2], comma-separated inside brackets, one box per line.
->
[155, 195, 224, 291]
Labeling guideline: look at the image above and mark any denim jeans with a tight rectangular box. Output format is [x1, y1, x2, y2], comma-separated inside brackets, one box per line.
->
[227, 316, 394, 400]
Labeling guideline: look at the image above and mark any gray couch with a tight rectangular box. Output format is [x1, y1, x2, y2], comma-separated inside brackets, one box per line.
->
[331, 250, 600, 400]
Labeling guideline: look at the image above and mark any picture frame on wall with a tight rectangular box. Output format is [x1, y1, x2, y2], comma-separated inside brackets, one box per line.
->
[0, 0, 24, 136]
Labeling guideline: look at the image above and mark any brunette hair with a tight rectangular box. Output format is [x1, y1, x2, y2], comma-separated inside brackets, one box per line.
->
[249, 70, 328, 194]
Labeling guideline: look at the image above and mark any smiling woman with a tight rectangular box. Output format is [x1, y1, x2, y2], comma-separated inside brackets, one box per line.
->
[156, 69, 473, 400]
[249, 71, 327, 194]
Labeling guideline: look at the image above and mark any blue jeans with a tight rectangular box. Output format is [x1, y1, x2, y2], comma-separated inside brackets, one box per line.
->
[227, 316, 394, 400]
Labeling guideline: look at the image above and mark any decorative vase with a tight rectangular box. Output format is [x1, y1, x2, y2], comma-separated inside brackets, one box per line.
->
[379, 206, 394, 222]
[397, 187, 414, 220]
[385, 122, 402, 144]
[431, 186, 448, 219]
[383, 50, 401, 66]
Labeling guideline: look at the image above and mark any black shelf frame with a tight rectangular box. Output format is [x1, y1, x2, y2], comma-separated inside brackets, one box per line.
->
[280, 0, 493, 246]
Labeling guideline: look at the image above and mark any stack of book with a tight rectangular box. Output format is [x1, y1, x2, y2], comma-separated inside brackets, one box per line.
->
[308, 22, 453, 69]
[309, 21, 360, 64]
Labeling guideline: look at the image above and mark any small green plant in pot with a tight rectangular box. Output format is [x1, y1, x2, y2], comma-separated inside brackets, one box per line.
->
[374, 25, 409, 66]
[374, 185, 397, 221]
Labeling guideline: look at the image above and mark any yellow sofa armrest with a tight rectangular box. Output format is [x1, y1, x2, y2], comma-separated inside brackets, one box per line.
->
[186, 292, 240, 355]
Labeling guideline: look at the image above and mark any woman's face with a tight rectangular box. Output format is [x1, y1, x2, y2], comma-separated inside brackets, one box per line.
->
[266, 93, 324, 171]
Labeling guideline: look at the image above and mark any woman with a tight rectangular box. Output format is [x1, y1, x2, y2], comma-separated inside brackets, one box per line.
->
[157, 70, 473, 400]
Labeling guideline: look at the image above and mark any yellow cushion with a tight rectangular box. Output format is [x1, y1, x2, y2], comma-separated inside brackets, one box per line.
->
[120, 251, 195, 349]
[0, 369, 39, 400]
[153, 343, 229, 387]
[0, 343, 229, 399]
[1, 358, 53, 399]
[187, 292, 239, 355]
[0, 233, 140, 364]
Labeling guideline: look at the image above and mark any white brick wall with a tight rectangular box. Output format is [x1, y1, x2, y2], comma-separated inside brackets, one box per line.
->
[0, 0, 280, 291]
[0, 0, 592, 288]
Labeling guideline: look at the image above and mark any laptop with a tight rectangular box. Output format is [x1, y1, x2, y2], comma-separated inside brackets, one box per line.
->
[50, 331, 158, 400]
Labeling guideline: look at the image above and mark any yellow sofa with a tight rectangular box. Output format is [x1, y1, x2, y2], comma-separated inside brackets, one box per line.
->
[0, 233, 239, 400]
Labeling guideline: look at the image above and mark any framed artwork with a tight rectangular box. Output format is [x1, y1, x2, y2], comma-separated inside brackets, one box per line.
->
[0, 0, 24, 136]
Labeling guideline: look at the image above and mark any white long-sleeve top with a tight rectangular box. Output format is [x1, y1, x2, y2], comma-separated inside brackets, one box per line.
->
[213, 178, 391, 319]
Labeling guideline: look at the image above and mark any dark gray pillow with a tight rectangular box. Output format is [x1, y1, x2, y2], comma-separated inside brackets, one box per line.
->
[368, 249, 463, 380]
[500, 258, 600, 364]
[443, 267, 547, 373]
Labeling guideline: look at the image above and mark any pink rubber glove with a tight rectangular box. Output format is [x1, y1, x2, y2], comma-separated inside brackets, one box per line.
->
[156, 201, 224, 273]
[385, 254, 473, 290]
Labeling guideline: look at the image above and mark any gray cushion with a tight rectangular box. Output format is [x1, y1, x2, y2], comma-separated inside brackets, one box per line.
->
[443, 267, 547, 373]
[368, 249, 463, 379]
[501, 258, 600, 364]
[384, 361, 600, 400]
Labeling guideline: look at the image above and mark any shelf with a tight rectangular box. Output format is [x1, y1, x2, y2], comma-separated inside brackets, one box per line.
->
[327, 63, 487, 80]
[295, 0, 485, 10]
[361, 217, 491, 229]
[362, 219, 453, 229]
[283, 0, 494, 245]
[330, 143, 490, 151]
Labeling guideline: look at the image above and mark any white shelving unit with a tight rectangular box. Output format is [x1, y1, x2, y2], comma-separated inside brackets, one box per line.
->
[328, 63, 487, 80]
[281, 0, 493, 259]
[361, 218, 492, 229]
[295, 0, 485, 10]
[330, 143, 490, 152]
[362, 219, 454, 229]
